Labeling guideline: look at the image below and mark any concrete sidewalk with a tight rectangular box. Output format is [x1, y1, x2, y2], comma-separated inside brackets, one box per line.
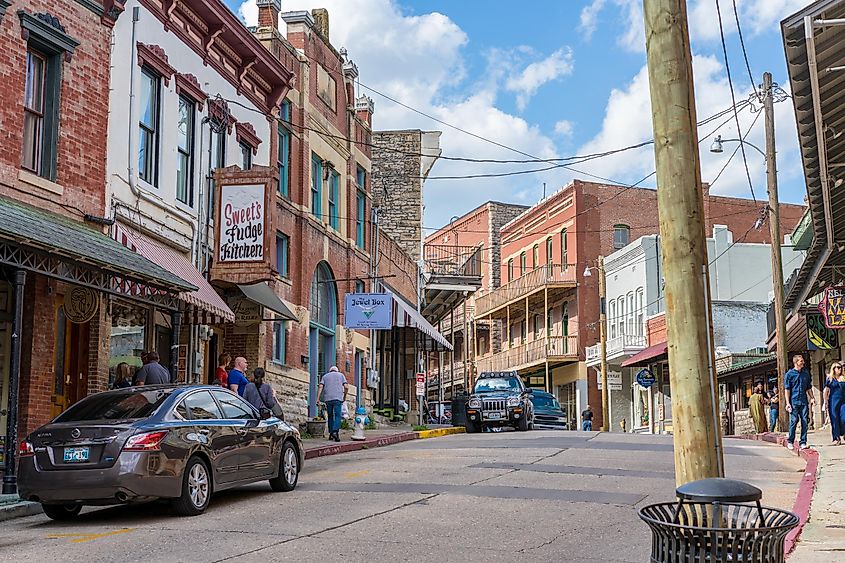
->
[790, 439, 845, 561]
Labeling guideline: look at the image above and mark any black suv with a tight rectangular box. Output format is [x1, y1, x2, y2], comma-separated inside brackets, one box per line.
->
[465, 372, 534, 432]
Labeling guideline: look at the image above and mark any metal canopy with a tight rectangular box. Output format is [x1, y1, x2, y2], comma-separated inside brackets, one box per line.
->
[237, 282, 298, 321]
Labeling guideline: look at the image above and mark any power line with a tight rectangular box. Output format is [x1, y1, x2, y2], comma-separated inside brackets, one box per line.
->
[731, 0, 760, 101]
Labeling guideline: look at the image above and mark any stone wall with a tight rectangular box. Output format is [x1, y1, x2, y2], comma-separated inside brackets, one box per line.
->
[733, 409, 756, 435]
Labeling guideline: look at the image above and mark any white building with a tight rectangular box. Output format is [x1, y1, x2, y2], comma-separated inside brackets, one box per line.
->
[105, 0, 293, 381]
[586, 225, 805, 432]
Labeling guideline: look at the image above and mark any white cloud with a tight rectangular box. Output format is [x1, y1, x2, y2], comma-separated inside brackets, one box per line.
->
[505, 48, 574, 111]
[579, 0, 606, 40]
[554, 120, 574, 138]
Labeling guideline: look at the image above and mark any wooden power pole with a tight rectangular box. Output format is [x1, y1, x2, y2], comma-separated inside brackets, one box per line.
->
[643, 0, 725, 484]
[763, 72, 789, 432]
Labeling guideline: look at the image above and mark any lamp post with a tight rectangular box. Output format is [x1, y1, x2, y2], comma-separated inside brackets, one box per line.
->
[584, 257, 608, 431]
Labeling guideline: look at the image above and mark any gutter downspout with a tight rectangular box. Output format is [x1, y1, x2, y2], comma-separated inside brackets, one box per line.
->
[791, 16, 834, 315]
[127, 7, 196, 261]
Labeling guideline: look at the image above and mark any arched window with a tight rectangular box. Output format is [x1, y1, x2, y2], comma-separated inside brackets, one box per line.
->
[636, 288, 645, 336]
[308, 262, 337, 416]
[627, 292, 635, 335]
[609, 299, 617, 339]
[613, 224, 630, 250]
[310, 262, 337, 329]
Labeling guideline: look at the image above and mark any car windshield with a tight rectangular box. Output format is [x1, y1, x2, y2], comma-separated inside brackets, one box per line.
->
[54, 390, 173, 422]
[474, 378, 521, 393]
[531, 395, 561, 410]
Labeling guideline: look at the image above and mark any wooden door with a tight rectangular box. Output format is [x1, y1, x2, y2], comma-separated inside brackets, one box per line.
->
[51, 302, 90, 418]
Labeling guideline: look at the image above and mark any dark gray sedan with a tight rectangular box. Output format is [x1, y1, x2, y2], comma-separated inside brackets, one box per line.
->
[18, 385, 303, 520]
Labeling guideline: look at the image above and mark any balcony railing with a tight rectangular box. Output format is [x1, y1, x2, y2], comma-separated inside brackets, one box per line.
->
[424, 244, 482, 278]
[475, 264, 576, 317]
[428, 362, 466, 387]
[436, 302, 475, 334]
[585, 334, 648, 366]
[476, 335, 578, 373]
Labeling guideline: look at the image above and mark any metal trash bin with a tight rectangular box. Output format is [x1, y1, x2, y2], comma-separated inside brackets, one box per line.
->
[451, 392, 468, 427]
[638, 478, 799, 562]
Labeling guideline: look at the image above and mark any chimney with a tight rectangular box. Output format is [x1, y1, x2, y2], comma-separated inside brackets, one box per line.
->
[312, 8, 329, 41]
[355, 95, 374, 126]
[256, 0, 281, 31]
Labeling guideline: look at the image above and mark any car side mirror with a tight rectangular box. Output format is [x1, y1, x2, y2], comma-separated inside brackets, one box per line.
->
[258, 408, 271, 421]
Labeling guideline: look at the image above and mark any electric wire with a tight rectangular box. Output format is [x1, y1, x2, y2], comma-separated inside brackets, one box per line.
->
[731, 0, 760, 100]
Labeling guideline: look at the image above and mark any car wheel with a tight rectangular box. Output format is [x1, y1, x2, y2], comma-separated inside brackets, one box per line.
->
[172, 456, 211, 516]
[42, 503, 82, 521]
[465, 420, 479, 433]
[269, 441, 299, 492]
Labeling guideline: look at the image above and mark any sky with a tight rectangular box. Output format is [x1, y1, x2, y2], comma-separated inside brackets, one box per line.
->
[229, 0, 812, 230]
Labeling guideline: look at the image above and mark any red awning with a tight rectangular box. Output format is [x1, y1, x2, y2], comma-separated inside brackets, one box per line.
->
[114, 225, 235, 324]
[621, 341, 668, 367]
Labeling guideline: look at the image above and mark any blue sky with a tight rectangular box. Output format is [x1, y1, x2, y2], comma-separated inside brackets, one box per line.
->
[232, 0, 811, 229]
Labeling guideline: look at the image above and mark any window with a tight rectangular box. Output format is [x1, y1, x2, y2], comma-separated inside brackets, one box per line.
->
[182, 391, 222, 420]
[139, 67, 161, 185]
[356, 188, 366, 249]
[176, 95, 195, 206]
[311, 154, 323, 218]
[520, 252, 527, 275]
[273, 321, 286, 364]
[560, 229, 568, 268]
[609, 300, 617, 339]
[240, 141, 252, 170]
[276, 232, 289, 277]
[55, 389, 173, 422]
[636, 288, 644, 336]
[547, 309, 553, 334]
[627, 292, 635, 335]
[317, 64, 337, 110]
[22, 49, 47, 176]
[211, 390, 254, 420]
[508, 324, 514, 346]
[356, 166, 366, 189]
[210, 126, 226, 171]
[618, 297, 625, 337]
[562, 303, 569, 338]
[546, 237, 553, 265]
[355, 279, 365, 293]
[532, 244, 539, 269]
[278, 100, 290, 197]
[534, 314, 541, 337]
[613, 224, 630, 250]
[507, 259, 514, 282]
[329, 170, 339, 229]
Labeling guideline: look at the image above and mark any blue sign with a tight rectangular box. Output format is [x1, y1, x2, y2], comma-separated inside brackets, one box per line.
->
[344, 293, 393, 329]
[636, 368, 657, 389]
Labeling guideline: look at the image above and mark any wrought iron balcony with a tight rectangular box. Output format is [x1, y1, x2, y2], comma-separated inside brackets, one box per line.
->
[476, 335, 578, 373]
[475, 264, 577, 318]
[423, 244, 482, 278]
[585, 334, 648, 367]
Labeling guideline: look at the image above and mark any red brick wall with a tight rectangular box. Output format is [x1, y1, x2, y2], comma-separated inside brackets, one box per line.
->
[647, 314, 667, 346]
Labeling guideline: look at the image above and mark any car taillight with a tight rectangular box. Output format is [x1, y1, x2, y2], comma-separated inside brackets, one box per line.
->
[19, 441, 34, 457]
[123, 431, 169, 452]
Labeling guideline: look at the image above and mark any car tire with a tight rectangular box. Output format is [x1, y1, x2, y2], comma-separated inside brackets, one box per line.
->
[517, 414, 529, 432]
[42, 503, 82, 521]
[269, 441, 299, 492]
[465, 419, 479, 433]
[172, 456, 212, 516]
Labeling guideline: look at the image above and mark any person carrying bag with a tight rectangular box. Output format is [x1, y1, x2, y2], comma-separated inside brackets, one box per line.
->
[244, 368, 284, 419]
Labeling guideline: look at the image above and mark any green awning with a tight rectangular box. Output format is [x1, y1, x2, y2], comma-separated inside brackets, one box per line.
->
[0, 197, 195, 293]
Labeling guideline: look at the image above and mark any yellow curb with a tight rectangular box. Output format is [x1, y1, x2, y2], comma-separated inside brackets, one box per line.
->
[415, 427, 466, 439]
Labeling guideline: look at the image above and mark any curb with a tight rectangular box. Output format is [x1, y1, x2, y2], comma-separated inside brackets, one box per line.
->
[727, 433, 819, 557]
[415, 427, 465, 439]
[0, 501, 42, 522]
[304, 431, 417, 460]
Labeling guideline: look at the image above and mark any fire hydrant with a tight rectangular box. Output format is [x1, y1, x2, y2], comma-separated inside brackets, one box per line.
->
[351, 406, 369, 441]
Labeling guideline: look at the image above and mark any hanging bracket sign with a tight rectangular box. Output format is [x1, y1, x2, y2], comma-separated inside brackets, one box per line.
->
[636, 368, 656, 389]
[818, 286, 845, 329]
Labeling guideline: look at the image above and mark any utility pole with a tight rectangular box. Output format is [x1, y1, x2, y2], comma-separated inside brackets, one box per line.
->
[599, 256, 609, 432]
[763, 72, 789, 432]
[643, 0, 724, 484]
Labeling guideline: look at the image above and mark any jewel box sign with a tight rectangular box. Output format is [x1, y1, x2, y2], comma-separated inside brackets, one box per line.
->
[219, 184, 265, 263]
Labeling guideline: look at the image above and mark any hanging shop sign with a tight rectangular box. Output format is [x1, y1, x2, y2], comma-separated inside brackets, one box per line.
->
[636, 368, 657, 389]
[818, 286, 845, 329]
[218, 184, 265, 263]
[807, 312, 838, 350]
[596, 370, 623, 391]
[230, 297, 261, 326]
[64, 287, 99, 324]
[344, 293, 393, 329]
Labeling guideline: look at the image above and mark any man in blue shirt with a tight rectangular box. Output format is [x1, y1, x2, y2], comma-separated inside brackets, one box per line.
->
[784, 354, 815, 450]
[227, 356, 250, 397]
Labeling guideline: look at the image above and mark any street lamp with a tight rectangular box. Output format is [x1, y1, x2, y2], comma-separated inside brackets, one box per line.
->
[584, 257, 609, 432]
[709, 135, 766, 159]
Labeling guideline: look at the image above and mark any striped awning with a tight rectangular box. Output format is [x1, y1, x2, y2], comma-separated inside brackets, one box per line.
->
[114, 224, 235, 324]
[381, 281, 452, 351]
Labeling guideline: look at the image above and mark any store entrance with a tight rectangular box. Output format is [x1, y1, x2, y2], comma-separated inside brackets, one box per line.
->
[51, 305, 90, 418]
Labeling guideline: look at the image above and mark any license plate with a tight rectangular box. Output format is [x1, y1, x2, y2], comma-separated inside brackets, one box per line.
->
[486, 412, 503, 420]
[63, 447, 90, 463]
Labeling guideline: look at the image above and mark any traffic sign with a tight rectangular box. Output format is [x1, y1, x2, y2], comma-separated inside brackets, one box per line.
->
[415, 373, 426, 397]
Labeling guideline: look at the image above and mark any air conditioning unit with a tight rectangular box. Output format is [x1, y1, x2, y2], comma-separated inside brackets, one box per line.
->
[198, 325, 214, 341]
[366, 368, 380, 389]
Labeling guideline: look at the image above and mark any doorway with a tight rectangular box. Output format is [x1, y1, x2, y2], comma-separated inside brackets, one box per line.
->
[51, 305, 90, 418]
[308, 262, 337, 416]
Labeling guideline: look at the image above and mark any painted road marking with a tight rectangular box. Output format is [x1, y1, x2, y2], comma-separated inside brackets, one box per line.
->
[48, 528, 133, 543]
[344, 469, 371, 478]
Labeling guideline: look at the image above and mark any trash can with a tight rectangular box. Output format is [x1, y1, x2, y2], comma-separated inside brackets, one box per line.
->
[638, 478, 799, 562]
[451, 392, 468, 427]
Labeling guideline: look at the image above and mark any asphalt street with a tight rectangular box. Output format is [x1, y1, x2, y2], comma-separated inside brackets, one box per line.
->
[0, 431, 803, 562]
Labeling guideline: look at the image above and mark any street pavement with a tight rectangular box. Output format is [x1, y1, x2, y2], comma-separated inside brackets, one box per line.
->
[0, 431, 804, 562]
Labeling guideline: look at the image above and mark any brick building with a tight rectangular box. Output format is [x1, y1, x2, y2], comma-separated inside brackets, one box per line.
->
[0, 0, 197, 488]
[471, 179, 805, 428]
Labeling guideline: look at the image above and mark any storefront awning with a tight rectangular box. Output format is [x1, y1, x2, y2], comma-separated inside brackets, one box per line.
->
[383, 281, 452, 351]
[621, 341, 668, 367]
[238, 282, 298, 321]
[0, 198, 194, 307]
[115, 225, 234, 324]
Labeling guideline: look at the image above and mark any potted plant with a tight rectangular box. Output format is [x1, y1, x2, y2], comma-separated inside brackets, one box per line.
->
[306, 416, 326, 438]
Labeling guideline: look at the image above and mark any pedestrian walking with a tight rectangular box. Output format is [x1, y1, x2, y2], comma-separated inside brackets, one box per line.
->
[215, 353, 231, 388]
[784, 354, 815, 450]
[132, 351, 171, 385]
[243, 368, 281, 416]
[581, 405, 594, 431]
[822, 362, 845, 446]
[227, 357, 250, 396]
[318, 366, 348, 442]
[768, 385, 780, 432]
[748, 384, 768, 434]
[112, 362, 132, 389]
